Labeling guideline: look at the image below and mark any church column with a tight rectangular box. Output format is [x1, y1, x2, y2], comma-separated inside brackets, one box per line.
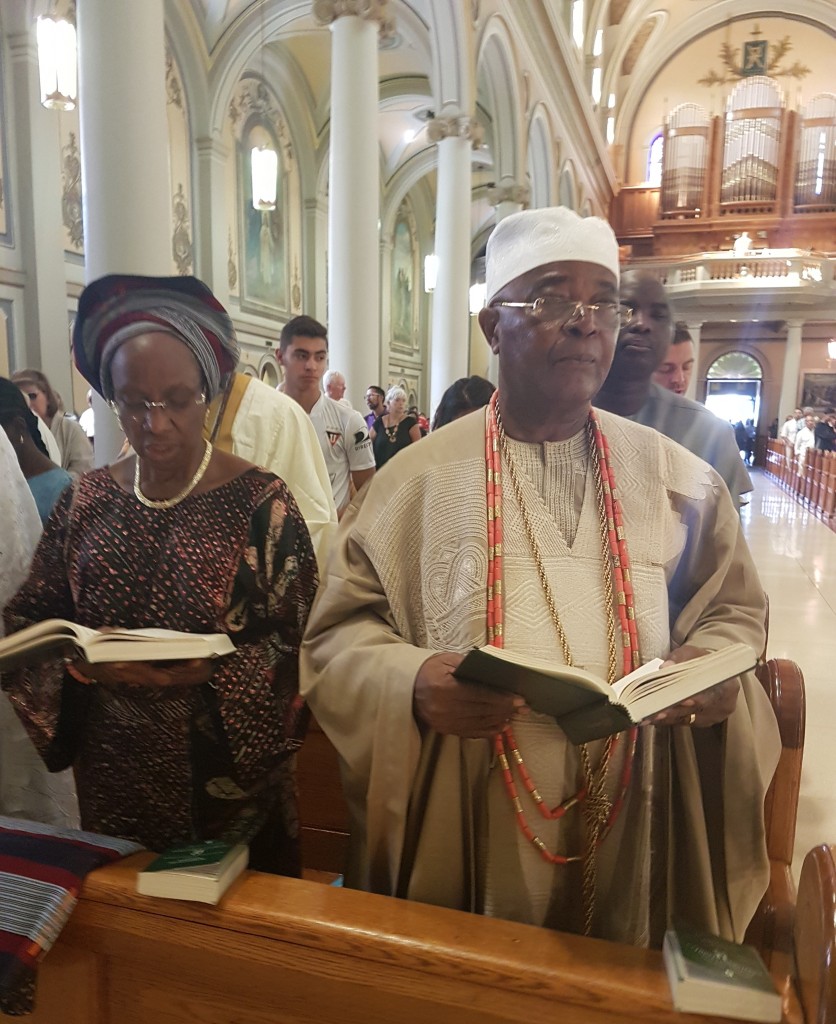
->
[686, 321, 702, 401]
[314, 0, 392, 408]
[77, 0, 172, 464]
[6, 29, 73, 403]
[195, 137, 231, 309]
[779, 319, 804, 419]
[427, 114, 482, 416]
[482, 183, 530, 383]
[303, 196, 328, 321]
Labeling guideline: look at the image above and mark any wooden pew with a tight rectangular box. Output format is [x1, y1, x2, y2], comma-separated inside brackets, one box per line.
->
[794, 844, 836, 1024]
[12, 855, 804, 1024]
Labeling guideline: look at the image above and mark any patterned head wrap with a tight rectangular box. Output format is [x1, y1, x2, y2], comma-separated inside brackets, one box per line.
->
[485, 206, 620, 303]
[72, 274, 240, 401]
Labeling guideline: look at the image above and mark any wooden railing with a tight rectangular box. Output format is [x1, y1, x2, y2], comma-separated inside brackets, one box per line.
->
[13, 855, 805, 1024]
[764, 440, 836, 520]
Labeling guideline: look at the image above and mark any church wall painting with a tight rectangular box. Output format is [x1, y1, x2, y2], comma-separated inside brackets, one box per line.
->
[391, 205, 418, 354]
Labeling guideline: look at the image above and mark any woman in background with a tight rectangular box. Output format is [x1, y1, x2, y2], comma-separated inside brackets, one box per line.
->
[369, 385, 421, 469]
[0, 379, 73, 523]
[0, 429, 78, 827]
[12, 369, 93, 477]
[431, 375, 496, 431]
[3, 274, 317, 874]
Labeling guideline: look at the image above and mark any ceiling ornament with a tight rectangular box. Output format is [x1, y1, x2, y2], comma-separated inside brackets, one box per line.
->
[427, 115, 484, 148]
[313, 0, 395, 39]
[487, 184, 531, 208]
[698, 25, 811, 87]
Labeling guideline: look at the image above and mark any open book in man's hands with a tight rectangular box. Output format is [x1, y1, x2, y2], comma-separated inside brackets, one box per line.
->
[0, 619, 235, 671]
[453, 642, 757, 743]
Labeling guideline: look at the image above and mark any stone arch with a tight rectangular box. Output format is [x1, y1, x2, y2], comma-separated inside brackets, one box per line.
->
[476, 17, 524, 186]
[527, 104, 556, 208]
[559, 162, 578, 210]
[426, 0, 476, 115]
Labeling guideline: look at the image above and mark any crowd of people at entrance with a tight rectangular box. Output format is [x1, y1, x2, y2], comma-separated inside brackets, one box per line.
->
[0, 206, 781, 955]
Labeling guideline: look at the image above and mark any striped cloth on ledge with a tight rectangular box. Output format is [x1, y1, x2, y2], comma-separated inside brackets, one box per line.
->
[0, 816, 142, 1016]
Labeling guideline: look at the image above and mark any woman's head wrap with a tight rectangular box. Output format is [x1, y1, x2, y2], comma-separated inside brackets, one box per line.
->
[72, 274, 240, 401]
[485, 206, 620, 303]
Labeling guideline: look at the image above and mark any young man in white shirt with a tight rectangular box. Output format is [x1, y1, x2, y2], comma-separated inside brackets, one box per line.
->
[278, 316, 375, 517]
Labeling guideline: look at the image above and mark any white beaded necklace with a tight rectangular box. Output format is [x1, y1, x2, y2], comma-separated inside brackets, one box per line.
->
[133, 441, 213, 510]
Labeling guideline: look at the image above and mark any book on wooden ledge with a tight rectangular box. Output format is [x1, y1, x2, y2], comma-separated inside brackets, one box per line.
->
[136, 840, 249, 905]
[662, 927, 782, 1022]
[453, 642, 757, 744]
[0, 619, 236, 670]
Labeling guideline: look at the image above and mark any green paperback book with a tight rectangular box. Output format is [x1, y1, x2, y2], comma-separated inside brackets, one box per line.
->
[136, 840, 248, 905]
[662, 928, 782, 1022]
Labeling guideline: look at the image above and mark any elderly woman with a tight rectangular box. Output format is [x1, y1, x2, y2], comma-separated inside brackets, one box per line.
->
[11, 368, 93, 477]
[3, 274, 317, 875]
[369, 385, 422, 469]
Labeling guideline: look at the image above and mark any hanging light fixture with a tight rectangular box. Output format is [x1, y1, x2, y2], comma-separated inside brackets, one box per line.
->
[36, 13, 77, 111]
[424, 254, 438, 293]
[250, 0, 277, 211]
[251, 146, 278, 211]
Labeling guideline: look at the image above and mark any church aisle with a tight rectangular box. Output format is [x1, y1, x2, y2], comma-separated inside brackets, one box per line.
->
[740, 468, 836, 878]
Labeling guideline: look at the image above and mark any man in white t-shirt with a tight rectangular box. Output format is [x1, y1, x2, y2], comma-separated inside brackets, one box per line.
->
[278, 316, 375, 516]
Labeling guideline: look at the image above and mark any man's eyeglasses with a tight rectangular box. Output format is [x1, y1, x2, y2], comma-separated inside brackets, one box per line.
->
[491, 297, 633, 330]
[110, 392, 207, 425]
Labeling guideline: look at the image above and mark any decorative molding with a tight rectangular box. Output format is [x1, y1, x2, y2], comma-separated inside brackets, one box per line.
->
[291, 260, 302, 312]
[312, 0, 395, 38]
[487, 184, 531, 208]
[171, 184, 193, 276]
[61, 132, 83, 250]
[165, 48, 184, 109]
[698, 25, 811, 87]
[228, 77, 293, 164]
[227, 230, 238, 292]
[426, 115, 484, 147]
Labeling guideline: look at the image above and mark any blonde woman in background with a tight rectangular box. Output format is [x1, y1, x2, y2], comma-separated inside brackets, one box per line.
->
[369, 385, 422, 469]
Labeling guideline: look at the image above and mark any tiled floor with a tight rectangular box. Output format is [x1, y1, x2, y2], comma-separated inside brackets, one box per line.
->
[740, 469, 836, 879]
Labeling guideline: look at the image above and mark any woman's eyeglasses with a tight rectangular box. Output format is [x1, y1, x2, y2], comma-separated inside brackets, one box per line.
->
[110, 392, 206, 425]
[490, 297, 634, 330]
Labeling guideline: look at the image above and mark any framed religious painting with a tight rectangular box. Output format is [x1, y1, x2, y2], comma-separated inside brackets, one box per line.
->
[391, 203, 419, 355]
[800, 372, 836, 411]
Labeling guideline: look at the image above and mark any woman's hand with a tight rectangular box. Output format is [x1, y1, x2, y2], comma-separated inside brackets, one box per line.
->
[413, 652, 527, 739]
[65, 658, 215, 689]
[644, 644, 740, 728]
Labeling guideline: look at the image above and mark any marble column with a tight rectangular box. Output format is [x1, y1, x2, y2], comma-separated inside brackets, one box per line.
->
[427, 114, 483, 416]
[6, 30, 73, 404]
[779, 320, 804, 420]
[685, 321, 702, 401]
[314, 0, 392, 408]
[77, 0, 172, 464]
[483, 183, 530, 383]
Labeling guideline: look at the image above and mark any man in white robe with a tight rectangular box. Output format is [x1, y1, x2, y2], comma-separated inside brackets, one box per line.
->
[301, 208, 780, 946]
[204, 372, 337, 569]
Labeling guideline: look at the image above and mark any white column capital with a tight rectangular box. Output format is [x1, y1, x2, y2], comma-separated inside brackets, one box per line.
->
[427, 115, 483, 148]
[487, 183, 530, 208]
[312, 0, 394, 37]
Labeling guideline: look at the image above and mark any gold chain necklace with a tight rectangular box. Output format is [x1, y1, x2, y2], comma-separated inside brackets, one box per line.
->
[133, 441, 213, 510]
[494, 408, 622, 933]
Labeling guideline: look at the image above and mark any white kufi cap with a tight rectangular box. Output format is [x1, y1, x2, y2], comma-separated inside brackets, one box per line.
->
[485, 206, 620, 302]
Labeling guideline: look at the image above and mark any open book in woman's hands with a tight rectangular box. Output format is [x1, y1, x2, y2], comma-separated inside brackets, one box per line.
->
[0, 619, 235, 670]
[453, 643, 757, 743]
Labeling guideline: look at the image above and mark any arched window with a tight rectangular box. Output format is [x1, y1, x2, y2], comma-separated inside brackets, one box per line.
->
[647, 133, 664, 186]
[707, 352, 762, 379]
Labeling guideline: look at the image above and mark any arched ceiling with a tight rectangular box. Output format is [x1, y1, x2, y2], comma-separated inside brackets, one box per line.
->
[178, 1, 836, 198]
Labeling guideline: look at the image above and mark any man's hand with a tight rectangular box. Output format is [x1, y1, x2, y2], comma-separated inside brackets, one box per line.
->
[66, 658, 215, 689]
[413, 652, 526, 739]
[644, 644, 740, 728]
